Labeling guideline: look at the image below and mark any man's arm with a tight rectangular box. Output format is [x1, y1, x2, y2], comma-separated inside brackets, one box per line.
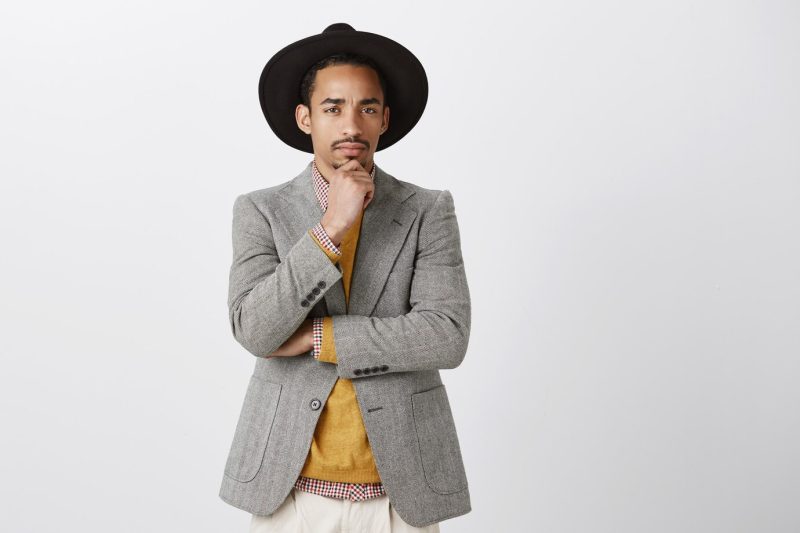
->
[227, 194, 343, 358]
[323, 190, 471, 378]
[308, 232, 340, 363]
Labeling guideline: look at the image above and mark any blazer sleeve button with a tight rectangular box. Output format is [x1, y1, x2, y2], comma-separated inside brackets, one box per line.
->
[354, 369, 363, 375]
[363, 368, 371, 375]
[380, 365, 388, 372]
[300, 300, 309, 307]
[317, 280, 326, 288]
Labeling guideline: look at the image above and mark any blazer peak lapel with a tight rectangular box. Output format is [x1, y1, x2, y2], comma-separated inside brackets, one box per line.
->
[348, 166, 417, 317]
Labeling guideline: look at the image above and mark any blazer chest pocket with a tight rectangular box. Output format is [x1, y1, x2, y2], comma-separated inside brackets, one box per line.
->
[224, 375, 282, 483]
[411, 384, 469, 494]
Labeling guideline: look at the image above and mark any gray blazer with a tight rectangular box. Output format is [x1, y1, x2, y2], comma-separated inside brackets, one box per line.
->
[218, 161, 472, 528]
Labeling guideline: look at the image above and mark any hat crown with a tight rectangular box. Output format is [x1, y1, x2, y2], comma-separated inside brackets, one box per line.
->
[323, 23, 356, 33]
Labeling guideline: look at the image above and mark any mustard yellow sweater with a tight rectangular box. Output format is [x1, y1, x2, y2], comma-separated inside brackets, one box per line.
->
[301, 207, 381, 483]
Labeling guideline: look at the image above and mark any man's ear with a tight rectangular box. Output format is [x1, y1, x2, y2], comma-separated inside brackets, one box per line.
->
[296, 104, 311, 134]
[381, 105, 390, 133]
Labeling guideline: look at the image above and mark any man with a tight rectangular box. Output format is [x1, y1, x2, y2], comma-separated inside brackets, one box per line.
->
[218, 23, 472, 532]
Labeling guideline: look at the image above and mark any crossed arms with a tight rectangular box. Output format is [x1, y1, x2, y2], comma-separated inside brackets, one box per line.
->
[227, 190, 471, 379]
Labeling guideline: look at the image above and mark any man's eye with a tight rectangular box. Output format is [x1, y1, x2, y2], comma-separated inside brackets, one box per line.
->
[323, 107, 376, 113]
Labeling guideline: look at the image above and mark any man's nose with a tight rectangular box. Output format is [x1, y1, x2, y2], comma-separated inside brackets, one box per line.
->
[340, 108, 364, 138]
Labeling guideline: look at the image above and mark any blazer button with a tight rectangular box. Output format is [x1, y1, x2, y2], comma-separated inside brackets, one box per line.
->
[371, 366, 380, 373]
[307, 293, 315, 300]
[354, 369, 362, 376]
[312, 287, 320, 295]
[317, 281, 326, 288]
[300, 300, 309, 307]
[380, 365, 388, 372]
[363, 368, 371, 375]
[310, 398, 321, 410]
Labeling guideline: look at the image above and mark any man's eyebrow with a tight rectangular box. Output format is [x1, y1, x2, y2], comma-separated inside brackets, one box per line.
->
[318, 97, 382, 106]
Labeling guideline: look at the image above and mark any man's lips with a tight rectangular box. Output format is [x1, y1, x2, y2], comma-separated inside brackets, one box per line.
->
[336, 143, 367, 150]
[336, 143, 367, 155]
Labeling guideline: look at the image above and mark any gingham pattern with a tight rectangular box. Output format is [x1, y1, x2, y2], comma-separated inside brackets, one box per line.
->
[311, 316, 324, 360]
[311, 222, 342, 257]
[302, 157, 384, 500]
[293, 475, 387, 502]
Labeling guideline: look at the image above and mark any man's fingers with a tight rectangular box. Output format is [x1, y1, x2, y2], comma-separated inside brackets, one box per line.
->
[338, 158, 365, 173]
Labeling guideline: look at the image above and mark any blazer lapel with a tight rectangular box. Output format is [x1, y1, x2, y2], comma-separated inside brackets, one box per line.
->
[275, 161, 417, 318]
[348, 165, 417, 317]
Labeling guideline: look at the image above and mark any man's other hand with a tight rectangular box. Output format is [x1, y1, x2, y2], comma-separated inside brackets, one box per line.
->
[266, 318, 314, 358]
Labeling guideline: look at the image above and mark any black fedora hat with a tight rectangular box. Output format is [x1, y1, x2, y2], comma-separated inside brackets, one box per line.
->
[258, 23, 428, 153]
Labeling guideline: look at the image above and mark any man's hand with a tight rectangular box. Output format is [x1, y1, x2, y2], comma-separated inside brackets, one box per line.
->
[320, 159, 374, 245]
[266, 318, 314, 358]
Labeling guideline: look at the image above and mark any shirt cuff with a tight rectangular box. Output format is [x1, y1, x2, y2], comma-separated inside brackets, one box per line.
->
[315, 316, 337, 364]
[312, 317, 324, 359]
[310, 223, 342, 262]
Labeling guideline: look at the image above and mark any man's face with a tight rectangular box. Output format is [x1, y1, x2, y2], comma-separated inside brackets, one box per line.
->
[296, 64, 389, 173]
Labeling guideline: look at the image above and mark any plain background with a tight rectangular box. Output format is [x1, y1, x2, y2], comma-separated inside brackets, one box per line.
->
[1, 1, 798, 532]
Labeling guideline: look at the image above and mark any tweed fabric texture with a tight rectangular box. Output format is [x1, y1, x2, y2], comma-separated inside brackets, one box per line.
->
[219, 161, 471, 528]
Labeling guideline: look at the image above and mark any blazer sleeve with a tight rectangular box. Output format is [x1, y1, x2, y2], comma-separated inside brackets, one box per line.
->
[227, 194, 343, 358]
[329, 190, 471, 378]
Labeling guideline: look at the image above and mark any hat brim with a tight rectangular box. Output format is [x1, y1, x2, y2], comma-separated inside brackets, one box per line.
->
[258, 29, 428, 153]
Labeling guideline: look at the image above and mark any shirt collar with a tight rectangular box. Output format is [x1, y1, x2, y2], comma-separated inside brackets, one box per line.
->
[311, 158, 376, 212]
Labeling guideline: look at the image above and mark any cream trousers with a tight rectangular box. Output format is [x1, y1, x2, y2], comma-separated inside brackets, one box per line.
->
[249, 488, 440, 533]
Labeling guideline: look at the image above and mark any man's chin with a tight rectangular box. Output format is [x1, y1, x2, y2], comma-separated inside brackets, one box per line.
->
[332, 154, 367, 169]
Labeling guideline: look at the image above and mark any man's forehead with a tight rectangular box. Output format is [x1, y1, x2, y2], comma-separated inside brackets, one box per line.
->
[316, 65, 378, 83]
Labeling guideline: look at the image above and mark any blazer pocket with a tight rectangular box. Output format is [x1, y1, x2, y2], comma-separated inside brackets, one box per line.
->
[411, 384, 469, 495]
[224, 375, 282, 483]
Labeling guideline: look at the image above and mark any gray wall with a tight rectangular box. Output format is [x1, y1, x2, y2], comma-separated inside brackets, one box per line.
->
[1, 1, 798, 532]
